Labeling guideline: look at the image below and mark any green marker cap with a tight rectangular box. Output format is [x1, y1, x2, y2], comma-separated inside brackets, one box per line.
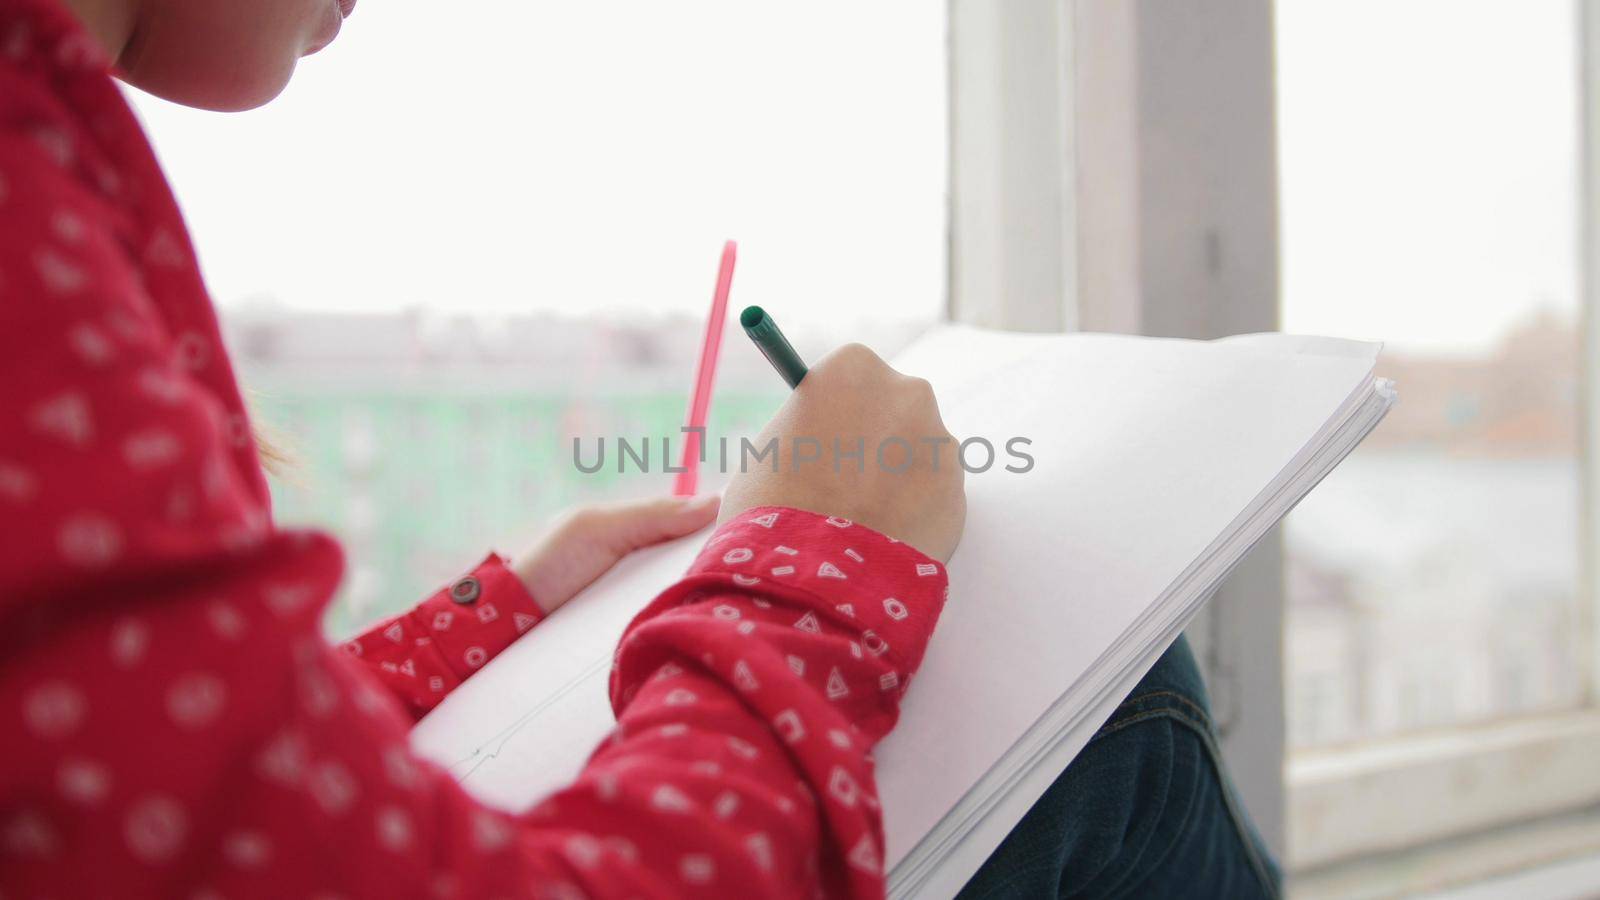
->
[741, 306, 809, 389]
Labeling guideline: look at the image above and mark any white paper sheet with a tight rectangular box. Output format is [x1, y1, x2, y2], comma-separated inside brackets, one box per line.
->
[409, 325, 1388, 897]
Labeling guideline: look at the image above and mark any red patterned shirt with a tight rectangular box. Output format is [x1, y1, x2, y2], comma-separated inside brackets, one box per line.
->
[0, 1, 949, 897]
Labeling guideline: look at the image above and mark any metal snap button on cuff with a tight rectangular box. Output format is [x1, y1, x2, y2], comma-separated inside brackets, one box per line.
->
[449, 576, 481, 605]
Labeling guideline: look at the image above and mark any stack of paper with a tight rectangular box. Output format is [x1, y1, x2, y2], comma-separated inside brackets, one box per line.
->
[409, 325, 1394, 898]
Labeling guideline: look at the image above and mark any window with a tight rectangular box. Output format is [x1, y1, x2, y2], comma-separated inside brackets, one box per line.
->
[1278, 0, 1593, 875]
[1279, 0, 1582, 746]
[126, 0, 1599, 886]
[129, 2, 949, 635]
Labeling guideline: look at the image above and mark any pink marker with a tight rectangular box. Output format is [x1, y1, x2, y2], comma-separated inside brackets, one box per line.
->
[673, 240, 737, 496]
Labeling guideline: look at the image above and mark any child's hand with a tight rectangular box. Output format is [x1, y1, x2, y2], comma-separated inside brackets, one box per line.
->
[719, 343, 967, 562]
[511, 494, 721, 614]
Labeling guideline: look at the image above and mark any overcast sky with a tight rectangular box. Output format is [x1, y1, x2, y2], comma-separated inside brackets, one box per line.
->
[1277, 0, 1578, 354]
[129, 1, 1579, 355]
[128, 2, 949, 327]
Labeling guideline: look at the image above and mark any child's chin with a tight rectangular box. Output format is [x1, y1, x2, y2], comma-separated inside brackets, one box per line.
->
[123, 60, 297, 113]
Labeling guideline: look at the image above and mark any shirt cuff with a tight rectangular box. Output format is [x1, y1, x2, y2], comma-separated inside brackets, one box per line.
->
[650, 506, 951, 681]
[415, 552, 545, 684]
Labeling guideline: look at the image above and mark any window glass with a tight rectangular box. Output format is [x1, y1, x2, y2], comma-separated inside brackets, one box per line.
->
[1277, 0, 1583, 745]
[131, 3, 949, 634]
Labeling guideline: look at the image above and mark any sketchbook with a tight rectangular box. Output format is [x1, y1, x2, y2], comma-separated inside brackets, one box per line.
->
[409, 325, 1394, 898]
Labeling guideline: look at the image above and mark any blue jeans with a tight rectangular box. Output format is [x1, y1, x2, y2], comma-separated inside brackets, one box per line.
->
[957, 636, 1282, 899]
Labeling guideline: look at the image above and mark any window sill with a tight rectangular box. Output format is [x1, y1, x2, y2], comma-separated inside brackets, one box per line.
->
[1291, 805, 1600, 899]
[1288, 710, 1600, 872]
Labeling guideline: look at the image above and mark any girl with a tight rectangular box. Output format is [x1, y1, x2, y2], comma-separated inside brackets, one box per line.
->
[0, 0, 964, 896]
[0, 0, 1280, 897]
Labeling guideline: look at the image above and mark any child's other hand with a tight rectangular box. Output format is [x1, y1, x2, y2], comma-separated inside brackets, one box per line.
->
[719, 343, 967, 562]
[511, 494, 721, 614]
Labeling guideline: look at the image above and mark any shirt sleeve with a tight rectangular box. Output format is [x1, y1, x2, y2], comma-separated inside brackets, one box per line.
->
[339, 553, 546, 719]
[595, 506, 949, 898]
[5, 507, 948, 899]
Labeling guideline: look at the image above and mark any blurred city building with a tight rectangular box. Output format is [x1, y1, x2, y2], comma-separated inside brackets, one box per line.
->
[1287, 310, 1582, 747]
[223, 306, 927, 636]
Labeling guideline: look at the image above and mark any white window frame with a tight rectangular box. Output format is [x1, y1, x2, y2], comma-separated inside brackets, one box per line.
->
[947, 0, 1600, 888]
[1585, 0, 1600, 754]
[947, 0, 1287, 859]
